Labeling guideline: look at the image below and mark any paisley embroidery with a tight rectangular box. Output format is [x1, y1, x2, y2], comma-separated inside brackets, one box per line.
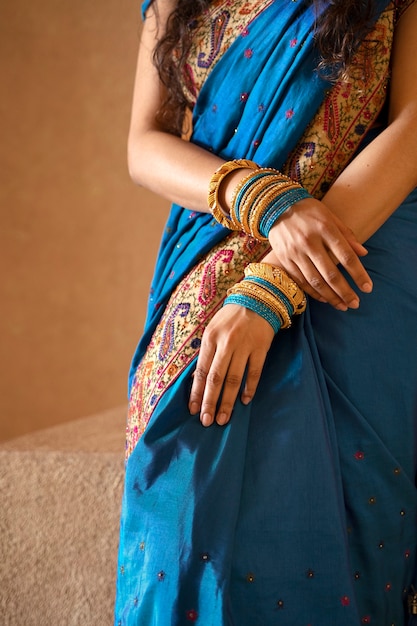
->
[198, 249, 234, 306]
[323, 88, 341, 144]
[287, 142, 316, 182]
[183, 0, 274, 105]
[183, 63, 197, 100]
[158, 303, 191, 361]
[198, 10, 230, 69]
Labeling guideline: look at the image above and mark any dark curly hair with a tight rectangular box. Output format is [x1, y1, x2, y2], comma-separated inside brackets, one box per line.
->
[150, 0, 379, 134]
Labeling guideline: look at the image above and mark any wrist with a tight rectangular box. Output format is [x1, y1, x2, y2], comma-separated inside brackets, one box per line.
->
[208, 159, 313, 239]
[224, 262, 307, 334]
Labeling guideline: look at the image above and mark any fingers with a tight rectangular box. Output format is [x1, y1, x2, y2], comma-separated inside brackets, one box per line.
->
[283, 259, 329, 305]
[190, 353, 266, 426]
[188, 306, 274, 426]
[188, 340, 218, 424]
[268, 199, 374, 310]
[241, 352, 266, 406]
[344, 235, 369, 258]
[301, 250, 361, 310]
[211, 354, 247, 426]
[214, 349, 268, 424]
[190, 351, 247, 427]
[281, 238, 372, 310]
[334, 219, 369, 258]
[324, 221, 373, 294]
[286, 254, 356, 310]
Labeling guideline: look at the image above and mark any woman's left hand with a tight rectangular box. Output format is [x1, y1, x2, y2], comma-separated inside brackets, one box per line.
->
[268, 198, 373, 309]
[189, 303, 275, 426]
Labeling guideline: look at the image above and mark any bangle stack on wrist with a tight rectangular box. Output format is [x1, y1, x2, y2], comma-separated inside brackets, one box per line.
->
[224, 262, 307, 333]
[208, 159, 313, 240]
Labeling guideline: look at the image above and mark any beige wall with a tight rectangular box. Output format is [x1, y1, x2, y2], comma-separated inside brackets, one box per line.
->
[0, 0, 169, 440]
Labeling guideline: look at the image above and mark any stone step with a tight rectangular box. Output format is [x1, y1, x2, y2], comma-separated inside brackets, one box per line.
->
[0, 406, 127, 626]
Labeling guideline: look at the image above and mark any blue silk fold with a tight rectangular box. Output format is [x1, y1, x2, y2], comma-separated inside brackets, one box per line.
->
[117, 2, 417, 625]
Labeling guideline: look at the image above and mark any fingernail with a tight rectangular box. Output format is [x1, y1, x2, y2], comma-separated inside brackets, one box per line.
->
[348, 298, 360, 309]
[336, 303, 348, 311]
[216, 412, 228, 425]
[201, 413, 212, 427]
[361, 281, 373, 293]
[189, 402, 199, 415]
[241, 395, 252, 405]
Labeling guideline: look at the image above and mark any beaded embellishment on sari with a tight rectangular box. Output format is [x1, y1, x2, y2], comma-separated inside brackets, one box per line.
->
[126, 3, 399, 460]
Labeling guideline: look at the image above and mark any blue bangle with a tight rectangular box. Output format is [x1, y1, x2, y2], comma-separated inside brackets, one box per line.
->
[259, 187, 312, 238]
[244, 275, 294, 315]
[233, 172, 277, 224]
[224, 293, 282, 333]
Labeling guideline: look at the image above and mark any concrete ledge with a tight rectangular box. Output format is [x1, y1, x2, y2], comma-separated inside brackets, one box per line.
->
[0, 406, 127, 626]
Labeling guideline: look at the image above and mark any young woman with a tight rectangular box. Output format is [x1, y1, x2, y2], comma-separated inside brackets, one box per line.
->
[115, 1, 417, 623]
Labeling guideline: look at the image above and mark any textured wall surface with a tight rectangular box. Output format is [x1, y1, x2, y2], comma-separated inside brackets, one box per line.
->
[1, 0, 169, 440]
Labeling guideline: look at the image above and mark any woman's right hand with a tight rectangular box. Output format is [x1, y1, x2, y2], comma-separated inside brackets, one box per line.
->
[267, 198, 373, 311]
[189, 303, 275, 427]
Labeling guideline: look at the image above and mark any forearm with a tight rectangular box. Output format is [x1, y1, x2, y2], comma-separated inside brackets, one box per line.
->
[128, 129, 225, 212]
[324, 2, 417, 242]
[323, 114, 417, 243]
[129, 114, 417, 237]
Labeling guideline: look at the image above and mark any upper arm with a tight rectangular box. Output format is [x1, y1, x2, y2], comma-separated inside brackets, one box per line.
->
[389, 1, 417, 123]
[128, 0, 176, 139]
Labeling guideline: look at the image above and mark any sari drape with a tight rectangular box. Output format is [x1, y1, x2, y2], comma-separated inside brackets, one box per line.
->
[115, 1, 417, 624]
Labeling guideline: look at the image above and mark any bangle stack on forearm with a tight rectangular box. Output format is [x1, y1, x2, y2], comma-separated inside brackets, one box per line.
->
[208, 159, 313, 240]
[208, 160, 310, 332]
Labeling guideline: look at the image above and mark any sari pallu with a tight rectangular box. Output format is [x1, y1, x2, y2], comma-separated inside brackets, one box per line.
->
[115, 2, 417, 625]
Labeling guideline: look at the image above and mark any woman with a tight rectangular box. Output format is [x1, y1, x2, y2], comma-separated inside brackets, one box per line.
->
[115, 1, 417, 624]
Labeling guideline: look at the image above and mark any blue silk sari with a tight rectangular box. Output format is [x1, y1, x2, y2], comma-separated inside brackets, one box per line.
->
[115, 1, 417, 624]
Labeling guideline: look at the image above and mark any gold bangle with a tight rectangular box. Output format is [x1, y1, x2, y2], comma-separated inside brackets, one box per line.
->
[229, 167, 279, 210]
[231, 170, 298, 240]
[238, 175, 279, 238]
[208, 159, 259, 229]
[248, 180, 296, 240]
[244, 263, 307, 315]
